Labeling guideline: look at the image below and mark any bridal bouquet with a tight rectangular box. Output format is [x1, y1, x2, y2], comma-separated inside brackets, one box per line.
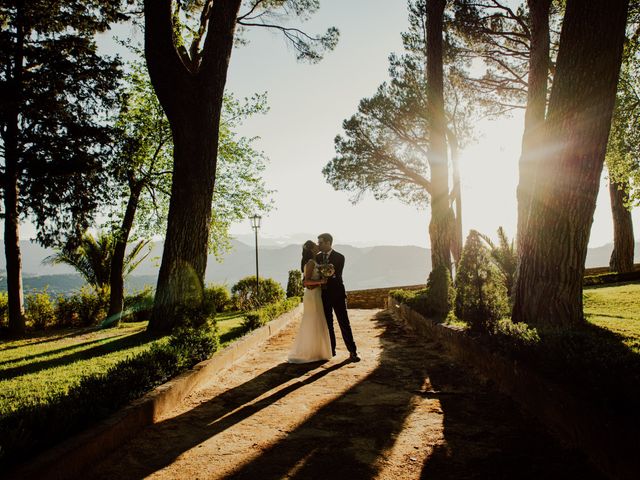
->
[318, 263, 335, 279]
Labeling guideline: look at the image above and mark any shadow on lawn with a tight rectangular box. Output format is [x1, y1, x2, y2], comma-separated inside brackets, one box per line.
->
[0, 330, 156, 381]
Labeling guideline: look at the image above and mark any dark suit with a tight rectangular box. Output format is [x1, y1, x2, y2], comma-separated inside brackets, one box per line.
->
[317, 250, 357, 355]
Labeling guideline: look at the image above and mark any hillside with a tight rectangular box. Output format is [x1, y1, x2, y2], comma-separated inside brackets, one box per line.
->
[1, 239, 637, 294]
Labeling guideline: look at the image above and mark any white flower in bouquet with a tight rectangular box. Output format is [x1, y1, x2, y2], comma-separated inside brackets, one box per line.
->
[318, 263, 335, 279]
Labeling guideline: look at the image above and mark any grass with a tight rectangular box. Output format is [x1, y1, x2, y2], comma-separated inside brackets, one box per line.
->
[0, 322, 160, 416]
[584, 282, 640, 354]
[217, 311, 248, 346]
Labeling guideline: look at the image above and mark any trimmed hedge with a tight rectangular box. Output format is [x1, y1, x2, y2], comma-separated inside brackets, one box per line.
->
[0, 325, 218, 469]
[583, 270, 640, 286]
[242, 297, 301, 331]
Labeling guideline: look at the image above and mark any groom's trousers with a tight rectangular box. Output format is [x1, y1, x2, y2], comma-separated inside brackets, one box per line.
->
[322, 290, 357, 355]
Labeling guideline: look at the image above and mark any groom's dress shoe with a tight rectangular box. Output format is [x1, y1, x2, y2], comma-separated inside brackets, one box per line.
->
[349, 353, 361, 362]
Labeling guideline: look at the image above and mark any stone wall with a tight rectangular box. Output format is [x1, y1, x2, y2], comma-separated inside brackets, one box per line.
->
[346, 284, 425, 309]
[388, 296, 638, 480]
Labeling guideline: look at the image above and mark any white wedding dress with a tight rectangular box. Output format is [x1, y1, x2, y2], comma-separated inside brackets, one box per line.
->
[288, 263, 332, 363]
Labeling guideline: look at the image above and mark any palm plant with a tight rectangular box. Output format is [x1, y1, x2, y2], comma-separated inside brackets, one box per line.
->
[44, 231, 150, 290]
[479, 227, 517, 299]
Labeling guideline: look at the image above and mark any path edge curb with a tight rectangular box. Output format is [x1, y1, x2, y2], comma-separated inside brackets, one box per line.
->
[7, 303, 303, 480]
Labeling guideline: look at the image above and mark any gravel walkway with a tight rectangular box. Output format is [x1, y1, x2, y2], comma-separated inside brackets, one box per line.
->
[86, 309, 602, 480]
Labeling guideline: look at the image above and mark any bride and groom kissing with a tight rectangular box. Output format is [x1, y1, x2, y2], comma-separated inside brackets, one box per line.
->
[288, 233, 360, 364]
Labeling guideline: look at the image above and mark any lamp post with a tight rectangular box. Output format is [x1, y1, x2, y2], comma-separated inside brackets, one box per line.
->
[250, 214, 261, 300]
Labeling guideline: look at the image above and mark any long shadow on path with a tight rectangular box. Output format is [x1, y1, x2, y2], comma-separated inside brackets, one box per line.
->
[228, 311, 604, 480]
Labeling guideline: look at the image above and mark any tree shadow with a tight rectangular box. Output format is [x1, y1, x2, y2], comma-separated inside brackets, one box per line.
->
[90, 310, 604, 480]
[90, 360, 344, 479]
[419, 361, 603, 479]
[0, 335, 133, 367]
[0, 327, 103, 351]
[224, 310, 430, 479]
[0, 331, 156, 381]
[219, 325, 249, 346]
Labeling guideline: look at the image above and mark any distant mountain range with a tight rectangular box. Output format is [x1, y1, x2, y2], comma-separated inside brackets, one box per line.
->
[0, 239, 638, 295]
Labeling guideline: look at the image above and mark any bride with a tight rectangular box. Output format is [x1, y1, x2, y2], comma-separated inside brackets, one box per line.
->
[288, 240, 333, 363]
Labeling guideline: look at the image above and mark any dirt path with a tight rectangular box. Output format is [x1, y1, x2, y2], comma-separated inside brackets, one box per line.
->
[86, 309, 602, 480]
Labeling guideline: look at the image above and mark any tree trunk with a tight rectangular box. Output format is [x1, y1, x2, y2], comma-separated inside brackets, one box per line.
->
[144, 0, 242, 332]
[5, 2, 25, 335]
[516, 0, 552, 252]
[449, 131, 463, 266]
[426, 0, 452, 277]
[512, 0, 630, 328]
[609, 178, 635, 273]
[106, 180, 143, 325]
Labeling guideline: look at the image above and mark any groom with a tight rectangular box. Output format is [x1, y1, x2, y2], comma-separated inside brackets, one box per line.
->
[317, 233, 360, 362]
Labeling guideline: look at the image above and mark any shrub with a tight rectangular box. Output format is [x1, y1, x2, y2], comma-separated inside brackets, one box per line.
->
[423, 266, 455, 320]
[54, 287, 109, 328]
[24, 290, 56, 330]
[286, 269, 304, 298]
[0, 324, 219, 469]
[76, 287, 109, 326]
[0, 292, 9, 329]
[204, 283, 231, 313]
[455, 230, 509, 332]
[232, 276, 285, 311]
[242, 297, 301, 331]
[123, 287, 154, 322]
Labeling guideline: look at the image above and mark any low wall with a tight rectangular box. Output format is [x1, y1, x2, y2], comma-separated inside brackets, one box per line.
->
[584, 263, 640, 276]
[346, 284, 425, 309]
[388, 296, 638, 480]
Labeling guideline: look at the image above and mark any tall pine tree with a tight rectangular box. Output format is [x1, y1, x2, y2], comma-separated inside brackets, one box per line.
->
[0, 0, 125, 335]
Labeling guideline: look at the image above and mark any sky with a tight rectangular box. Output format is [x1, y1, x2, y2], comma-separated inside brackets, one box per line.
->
[221, 0, 638, 248]
[16, 0, 639, 251]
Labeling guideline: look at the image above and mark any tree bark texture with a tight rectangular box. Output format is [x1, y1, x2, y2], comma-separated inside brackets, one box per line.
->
[426, 0, 452, 276]
[608, 178, 635, 273]
[512, 0, 630, 328]
[449, 134, 463, 265]
[145, 0, 242, 332]
[516, 0, 552, 252]
[5, 3, 25, 335]
[107, 180, 143, 324]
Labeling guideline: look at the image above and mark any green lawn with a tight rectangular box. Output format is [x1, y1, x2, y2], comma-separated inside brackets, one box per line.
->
[584, 282, 640, 354]
[0, 322, 160, 416]
[217, 311, 247, 346]
[0, 310, 251, 416]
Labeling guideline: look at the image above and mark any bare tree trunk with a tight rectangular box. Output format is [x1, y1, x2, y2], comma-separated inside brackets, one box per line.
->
[449, 131, 463, 265]
[5, 3, 25, 335]
[516, 0, 552, 252]
[107, 180, 143, 325]
[426, 0, 452, 277]
[513, 0, 630, 328]
[609, 178, 635, 272]
[144, 0, 242, 332]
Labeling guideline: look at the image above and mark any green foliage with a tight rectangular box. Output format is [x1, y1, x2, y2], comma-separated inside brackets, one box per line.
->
[606, 20, 640, 206]
[54, 287, 109, 328]
[286, 270, 304, 298]
[204, 284, 232, 313]
[241, 297, 301, 331]
[232, 276, 285, 311]
[479, 227, 517, 299]
[0, 1, 125, 247]
[108, 51, 274, 260]
[123, 287, 155, 322]
[44, 231, 150, 290]
[24, 290, 56, 330]
[0, 292, 9, 329]
[0, 324, 218, 469]
[455, 230, 509, 332]
[424, 266, 456, 320]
